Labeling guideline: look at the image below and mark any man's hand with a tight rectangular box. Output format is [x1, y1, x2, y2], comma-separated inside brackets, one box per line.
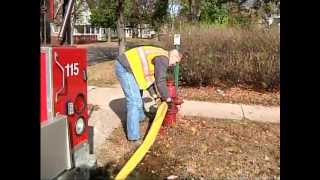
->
[155, 97, 161, 106]
[165, 97, 173, 109]
[152, 94, 161, 106]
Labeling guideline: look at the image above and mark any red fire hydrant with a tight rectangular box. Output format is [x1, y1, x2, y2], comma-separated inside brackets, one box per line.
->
[163, 80, 183, 127]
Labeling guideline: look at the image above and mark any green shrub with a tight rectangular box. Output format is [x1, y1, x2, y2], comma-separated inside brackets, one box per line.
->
[159, 25, 280, 90]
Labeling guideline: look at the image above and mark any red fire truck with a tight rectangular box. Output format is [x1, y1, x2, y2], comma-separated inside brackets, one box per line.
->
[40, 0, 96, 179]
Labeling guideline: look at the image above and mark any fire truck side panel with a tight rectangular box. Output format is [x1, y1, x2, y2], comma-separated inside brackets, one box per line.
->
[41, 51, 47, 122]
[52, 47, 88, 149]
[41, 115, 72, 179]
[41, 47, 54, 122]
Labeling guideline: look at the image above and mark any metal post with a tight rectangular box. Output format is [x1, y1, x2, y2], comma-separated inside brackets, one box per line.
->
[58, 0, 74, 44]
[43, 9, 47, 46]
[174, 63, 180, 88]
[41, 0, 47, 46]
[174, 47, 180, 89]
[70, 21, 74, 45]
[173, 34, 181, 89]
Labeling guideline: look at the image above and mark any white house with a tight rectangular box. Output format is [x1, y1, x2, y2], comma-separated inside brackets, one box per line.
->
[72, 0, 108, 41]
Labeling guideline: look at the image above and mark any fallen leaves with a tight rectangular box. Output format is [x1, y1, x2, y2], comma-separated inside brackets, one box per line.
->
[191, 127, 197, 135]
[180, 85, 280, 106]
[167, 175, 178, 180]
[95, 116, 279, 179]
[224, 146, 240, 153]
[264, 155, 270, 161]
[200, 144, 208, 153]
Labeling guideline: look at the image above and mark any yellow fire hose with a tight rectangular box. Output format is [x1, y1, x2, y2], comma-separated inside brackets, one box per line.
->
[114, 102, 168, 180]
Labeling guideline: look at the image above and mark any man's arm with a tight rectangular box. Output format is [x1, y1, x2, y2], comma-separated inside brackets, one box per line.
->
[153, 56, 170, 101]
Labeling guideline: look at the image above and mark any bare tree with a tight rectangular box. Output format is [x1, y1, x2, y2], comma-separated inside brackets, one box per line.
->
[188, 0, 201, 22]
[108, 27, 112, 42]
[132, 0, 140, 38]
[116, 0, 126, 54]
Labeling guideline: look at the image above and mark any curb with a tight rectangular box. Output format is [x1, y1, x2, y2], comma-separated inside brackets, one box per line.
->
[180, 100, 280, 123]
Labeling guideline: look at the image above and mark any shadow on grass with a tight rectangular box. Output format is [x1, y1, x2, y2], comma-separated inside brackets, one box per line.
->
[89, 161, 120, 180]
[108, 97, 157, 140]
[89, 160, 158, 180]
[109, 98, 127, 137]
[87, 46, 118, 65]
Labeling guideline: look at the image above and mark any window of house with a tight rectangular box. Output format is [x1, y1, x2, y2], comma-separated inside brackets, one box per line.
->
[85, 26, 90, 34]
[75, 25, 84, 34]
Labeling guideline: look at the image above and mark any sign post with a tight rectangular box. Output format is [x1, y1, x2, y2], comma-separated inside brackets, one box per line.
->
[173, 34, 181, 89]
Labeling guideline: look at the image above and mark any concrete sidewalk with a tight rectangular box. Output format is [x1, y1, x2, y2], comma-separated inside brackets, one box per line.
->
[180, 100, 280, 123]
[88, 85, 125, 151]
[88, 85, 280, 150]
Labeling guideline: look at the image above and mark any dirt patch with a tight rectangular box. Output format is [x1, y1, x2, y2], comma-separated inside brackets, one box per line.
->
[88, 60, 118, 87]
[92, 116, 280, 179]
[180, 85, 280, 106]
[92, 120, 154, 179]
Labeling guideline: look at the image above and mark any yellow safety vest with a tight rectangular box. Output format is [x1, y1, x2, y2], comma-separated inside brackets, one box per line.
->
[124, 46, 169, 90]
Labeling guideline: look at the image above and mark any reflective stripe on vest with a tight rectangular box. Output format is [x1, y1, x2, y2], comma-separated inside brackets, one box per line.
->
[137, 47, 153, 83]
[125, 46, 168, 90]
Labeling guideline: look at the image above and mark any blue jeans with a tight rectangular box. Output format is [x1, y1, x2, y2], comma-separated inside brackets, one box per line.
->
[115, 61, 145, 140]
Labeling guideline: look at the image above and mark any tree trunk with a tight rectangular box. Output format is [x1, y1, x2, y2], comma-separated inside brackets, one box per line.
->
[139, 23, 143, 38]
[116, 0, 126, 54]
[107, 27, 111, 42]
[188, 0, 192, 22]
[157, 31, 160, 41]
[133, 26, 138, 38]
[132, 0, 139, 38]
[188, 0, 200, 23]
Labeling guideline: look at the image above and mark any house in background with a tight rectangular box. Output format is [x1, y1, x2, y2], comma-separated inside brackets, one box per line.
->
[50, 0, 156, 45]
[72, 0, 110, 42]
[50, 0, 108, 44]
[124, 24, 156, 39]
